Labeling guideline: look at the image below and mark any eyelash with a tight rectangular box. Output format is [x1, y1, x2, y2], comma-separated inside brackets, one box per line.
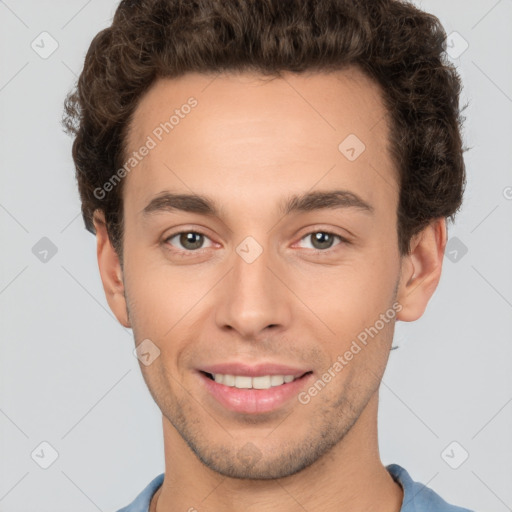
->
[163, 229, 349, 257]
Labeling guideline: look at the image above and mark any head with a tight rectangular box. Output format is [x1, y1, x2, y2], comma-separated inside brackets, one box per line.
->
[63, 0, 466, 480]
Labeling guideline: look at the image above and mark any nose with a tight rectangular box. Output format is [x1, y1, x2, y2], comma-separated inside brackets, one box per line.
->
[214, 240, 291, 341]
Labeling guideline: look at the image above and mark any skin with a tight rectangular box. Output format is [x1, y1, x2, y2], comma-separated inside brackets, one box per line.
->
[93, 67, 446, 512]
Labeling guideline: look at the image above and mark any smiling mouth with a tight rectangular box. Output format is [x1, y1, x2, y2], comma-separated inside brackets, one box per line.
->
[200, 371, 312, 390]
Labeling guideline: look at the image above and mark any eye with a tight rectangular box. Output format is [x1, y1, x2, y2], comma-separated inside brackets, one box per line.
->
[296, 231, 346, 251]
[164, 231, 214, 252]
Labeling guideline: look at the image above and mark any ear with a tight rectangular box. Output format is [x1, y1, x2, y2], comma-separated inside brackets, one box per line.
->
[93, 210, 131, 328]
[395, 217, 447, 322]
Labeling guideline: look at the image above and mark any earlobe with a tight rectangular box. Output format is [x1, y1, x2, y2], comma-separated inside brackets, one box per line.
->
[395, 218, 447, 322]
[93, 210, 131, 328]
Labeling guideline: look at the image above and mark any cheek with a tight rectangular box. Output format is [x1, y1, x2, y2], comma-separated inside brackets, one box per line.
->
[122, 247, 175, 338]
[305, 254, 396, 325]
[122, 247, 214, 346]
[299, 247, 399, 362]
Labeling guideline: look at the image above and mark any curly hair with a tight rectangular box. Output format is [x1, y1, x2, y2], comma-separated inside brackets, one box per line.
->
[62, 0, 467, 260]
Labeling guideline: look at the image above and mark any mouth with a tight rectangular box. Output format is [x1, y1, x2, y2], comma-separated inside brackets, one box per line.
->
[197, 369, 314, 414]
[200, 370, 312, 389]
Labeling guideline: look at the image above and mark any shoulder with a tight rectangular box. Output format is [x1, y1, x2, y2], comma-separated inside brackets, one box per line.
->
[386, 464, 475, 512]
[114, 473, 164, 512]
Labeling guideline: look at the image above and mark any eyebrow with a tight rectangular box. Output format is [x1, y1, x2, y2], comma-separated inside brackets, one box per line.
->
[141, 189, 374, 219]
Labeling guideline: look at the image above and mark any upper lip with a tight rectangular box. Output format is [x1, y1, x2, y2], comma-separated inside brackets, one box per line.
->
[198, 362, 312, 378]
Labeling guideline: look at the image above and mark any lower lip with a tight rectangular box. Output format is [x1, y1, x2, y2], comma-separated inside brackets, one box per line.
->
[198, 371, 314, 414]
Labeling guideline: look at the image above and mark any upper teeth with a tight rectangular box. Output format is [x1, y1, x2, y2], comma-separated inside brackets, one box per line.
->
[212, 374, 296, 389]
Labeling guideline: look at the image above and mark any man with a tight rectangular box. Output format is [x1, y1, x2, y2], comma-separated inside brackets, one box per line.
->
[62, 0, 473, 510]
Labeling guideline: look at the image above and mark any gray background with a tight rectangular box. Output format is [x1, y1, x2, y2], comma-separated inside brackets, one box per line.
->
[1, 1, 511, 511]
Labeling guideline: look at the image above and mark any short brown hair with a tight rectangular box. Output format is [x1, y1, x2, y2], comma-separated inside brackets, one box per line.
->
[62, 0, 467, 259]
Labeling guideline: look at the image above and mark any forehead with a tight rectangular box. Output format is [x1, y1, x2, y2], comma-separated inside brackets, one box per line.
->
[123, 68, 397, 216]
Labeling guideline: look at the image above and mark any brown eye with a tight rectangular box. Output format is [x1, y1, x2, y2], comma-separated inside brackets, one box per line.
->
[165, 231, 213, 251]
[298, 231, 345, 251]
[312, 232, 335, 250]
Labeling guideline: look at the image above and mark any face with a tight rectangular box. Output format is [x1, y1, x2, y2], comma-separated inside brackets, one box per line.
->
[95, 68, 441, 480]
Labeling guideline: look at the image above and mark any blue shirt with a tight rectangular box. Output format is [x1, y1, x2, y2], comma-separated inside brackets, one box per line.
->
[115, 463, 474, 512]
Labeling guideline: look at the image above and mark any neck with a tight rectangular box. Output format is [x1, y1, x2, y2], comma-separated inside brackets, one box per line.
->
[152, 391, 403, 512]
